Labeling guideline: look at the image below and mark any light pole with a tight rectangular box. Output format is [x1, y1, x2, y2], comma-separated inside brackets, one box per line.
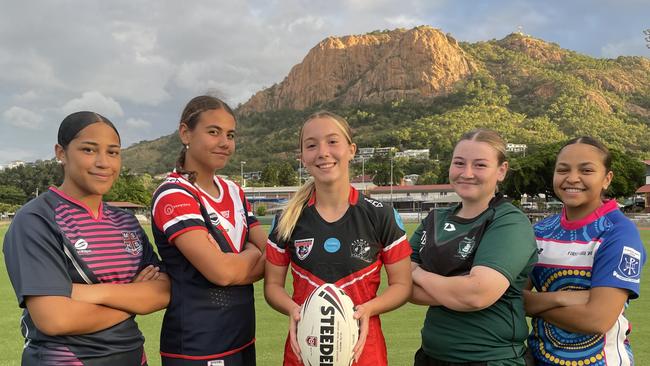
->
[240, 161, 246, 187]
[390, 153, 394, 204]
[361, 156, 366, 189]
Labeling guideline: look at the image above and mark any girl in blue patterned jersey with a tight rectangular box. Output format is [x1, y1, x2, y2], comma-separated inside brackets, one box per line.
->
[3, 111, 170, 366]
[525, 136, 646, 366]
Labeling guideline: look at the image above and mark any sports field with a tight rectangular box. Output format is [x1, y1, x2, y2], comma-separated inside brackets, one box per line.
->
[0, 223, 648, 366]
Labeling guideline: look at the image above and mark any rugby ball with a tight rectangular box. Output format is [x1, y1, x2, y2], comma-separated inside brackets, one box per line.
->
[297, 283, 359, 366]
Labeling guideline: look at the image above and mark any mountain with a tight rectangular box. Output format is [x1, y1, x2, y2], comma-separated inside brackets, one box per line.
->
[122, 26, 650, 176]
[238, 27, 476, 114]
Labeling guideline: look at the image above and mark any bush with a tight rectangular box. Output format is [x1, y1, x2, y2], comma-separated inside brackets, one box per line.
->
[256, 205, 267, 216]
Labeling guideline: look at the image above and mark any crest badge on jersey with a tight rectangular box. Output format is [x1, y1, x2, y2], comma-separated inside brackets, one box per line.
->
[616, 246, 641, 281]
[350, 238, 372, 262]
[122, 232, 143, 255]
[443, 222, 456, 232]
[295, 238, 315, 260]
[456, 236, 476, 259]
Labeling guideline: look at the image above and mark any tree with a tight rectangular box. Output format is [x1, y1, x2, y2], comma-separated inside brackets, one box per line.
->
[501, 142, 562, 200]
[277, 162, 298, 186]
[0, 185, 27, 205]
[104, 171, 151, 206]
[261, 163, 280, 186]
[608, 150, 645, 198]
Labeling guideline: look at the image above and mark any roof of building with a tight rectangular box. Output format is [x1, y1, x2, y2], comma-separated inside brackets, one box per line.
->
[636, 184, 650, 193]
[107, 201, 146, 208]
[369, 184, 454, 193]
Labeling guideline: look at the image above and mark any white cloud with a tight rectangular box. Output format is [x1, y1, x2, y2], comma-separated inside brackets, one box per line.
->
[125, 118, 151, 129]
[61, 91, 124, 119]
[601, 37, 645, 58]
[2, 106, 43, 130]
[384, 15, 425, 28]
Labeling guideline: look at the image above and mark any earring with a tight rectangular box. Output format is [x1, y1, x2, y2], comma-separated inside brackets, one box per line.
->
[185, 144, 190, 150]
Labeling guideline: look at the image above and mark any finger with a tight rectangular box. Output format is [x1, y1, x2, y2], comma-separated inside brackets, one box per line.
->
[132, 265, 153, 282]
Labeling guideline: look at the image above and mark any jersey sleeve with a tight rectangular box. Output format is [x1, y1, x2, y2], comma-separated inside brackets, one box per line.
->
[2, 210, 72, 307]
[409, 222, 426, 264]
[472, 210, 537, 284]
[266, 213, 290, 266]
[138, 227, 163, 271]
[152, 184, 207, 243]
[379, 208, 412, 265]
[591, 220, 645, 298]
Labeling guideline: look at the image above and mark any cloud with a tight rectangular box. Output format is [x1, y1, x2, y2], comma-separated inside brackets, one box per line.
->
[2, 106, 43, 130]
[61, 91, 124, 119]
[125, 118, 151, 129]
[384, 15, 425, 28]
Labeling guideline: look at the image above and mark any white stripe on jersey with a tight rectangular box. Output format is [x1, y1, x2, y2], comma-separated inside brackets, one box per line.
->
[339, 266, 379, 289]
[62, 245, 93, 284]
[152, 188, 195, 214]
[536, 239, 602, 268]
[291, 266, 320, 288]
[162, 213, 205, 232]
[267, 239, 285, 253]
[383, 234, 407, 252]
[603, 311, 632, 366]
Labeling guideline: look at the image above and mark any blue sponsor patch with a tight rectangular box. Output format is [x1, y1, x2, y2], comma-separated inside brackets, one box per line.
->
[268, 215, 277, 235]
[324, 238, 341, 253]
[393, 209, 405, 231]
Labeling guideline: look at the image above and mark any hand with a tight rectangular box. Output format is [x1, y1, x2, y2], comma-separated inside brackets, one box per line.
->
[132, 265, 161, 283]
[352, 303, 372, 363]
[288, 304, 302, 361]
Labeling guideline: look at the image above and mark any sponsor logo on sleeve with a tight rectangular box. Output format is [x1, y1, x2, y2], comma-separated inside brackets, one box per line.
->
[418, 231, 427, 252]
[122, 232, 143, 255]
[393, 209, 405, 231]
[74, 238, 91, 254]
[163, 202, 191, 216]
[295, 238, 315, 260]
[613, 246, 641, 283]
[364, 197, 383, 208]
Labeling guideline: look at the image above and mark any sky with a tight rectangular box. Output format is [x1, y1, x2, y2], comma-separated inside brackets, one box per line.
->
[1, 0, 648, 166]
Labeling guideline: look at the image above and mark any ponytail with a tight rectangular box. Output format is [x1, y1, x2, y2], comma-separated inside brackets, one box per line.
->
[175, 144, 197, 184]
[276, 179, 315, 241]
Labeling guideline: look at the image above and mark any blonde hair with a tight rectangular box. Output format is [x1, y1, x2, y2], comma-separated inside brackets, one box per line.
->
[456, 129, 507, 165]
[275, 111, 354, 241]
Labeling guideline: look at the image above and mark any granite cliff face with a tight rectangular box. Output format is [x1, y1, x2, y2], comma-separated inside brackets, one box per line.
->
[238, 26, 476, 114]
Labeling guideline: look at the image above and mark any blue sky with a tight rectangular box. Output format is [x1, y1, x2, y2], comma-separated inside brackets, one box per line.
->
[0, 0, 648, 166]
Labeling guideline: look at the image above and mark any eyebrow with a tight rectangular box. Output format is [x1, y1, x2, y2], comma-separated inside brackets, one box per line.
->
[79, 141, 121, 148]
[206, 125, 236, 133]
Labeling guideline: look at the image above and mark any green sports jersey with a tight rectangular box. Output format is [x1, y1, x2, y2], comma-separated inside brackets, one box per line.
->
[410, 197, 537, 364]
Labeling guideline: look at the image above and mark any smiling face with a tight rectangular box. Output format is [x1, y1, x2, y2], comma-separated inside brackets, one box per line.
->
[449, 139, 508, 205]
[180, 108, 236, 173]
[55, 122, 121, 199]
[553, 143, 613, 220]
[301, 116, 356, 186]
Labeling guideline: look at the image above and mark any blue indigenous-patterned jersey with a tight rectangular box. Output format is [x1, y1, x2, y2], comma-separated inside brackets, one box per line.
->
[528, 200, 646, 366]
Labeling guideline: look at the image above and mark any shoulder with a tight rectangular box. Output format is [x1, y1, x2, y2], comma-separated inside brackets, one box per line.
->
[601, 209, 642, 243]
[12, 193, 55, 223]
[493, 202, 531, 225]
[356, 194, 392, 220]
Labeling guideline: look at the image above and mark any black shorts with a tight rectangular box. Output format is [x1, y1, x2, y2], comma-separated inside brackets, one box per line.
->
[413, 348, 529, 366]
[22, 345, 146, 366]
[161, 344, 255, 366]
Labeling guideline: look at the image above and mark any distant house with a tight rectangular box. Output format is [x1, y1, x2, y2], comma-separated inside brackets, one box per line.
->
[107, 201, 148, 216]
[634, 160, 650, 213]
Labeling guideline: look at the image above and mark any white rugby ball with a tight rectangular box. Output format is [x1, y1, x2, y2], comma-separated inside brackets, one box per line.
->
[297, 283, 359, 366]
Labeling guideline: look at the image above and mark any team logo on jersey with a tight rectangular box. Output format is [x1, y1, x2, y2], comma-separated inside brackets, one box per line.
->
[220, 210, 230, 219]
[74, 238, 91, 254]
[456, 236, 476, 259]
[351, 239, 372, 262]
[209, 212, 221, 226]
[295, 238, 315, 260]
[122, 232, 143, 255]
[615, 246, 641, 282]
[443, 222, 456, 232]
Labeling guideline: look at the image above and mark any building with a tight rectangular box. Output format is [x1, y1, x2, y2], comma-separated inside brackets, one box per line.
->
[506, 143, 527, 154]
[368, 184, 460, 211]
[635, 160, 650, 213]
[394, 149, 430, 160]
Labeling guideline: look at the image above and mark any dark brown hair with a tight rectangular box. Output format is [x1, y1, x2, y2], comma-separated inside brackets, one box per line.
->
[175, 95, 235, 183]
[58, 111, 120, 149]
[558, 136, 611, 171]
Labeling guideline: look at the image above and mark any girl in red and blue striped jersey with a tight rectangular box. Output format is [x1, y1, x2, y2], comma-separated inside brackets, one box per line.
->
[3, 111, 170, 366]
[151, 95, 266, 366]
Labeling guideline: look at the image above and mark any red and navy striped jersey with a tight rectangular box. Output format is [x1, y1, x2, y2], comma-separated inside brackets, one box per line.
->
[3, 187, 160, 363]
[267, 186, 411, 366]
[151, 172, 259, 361]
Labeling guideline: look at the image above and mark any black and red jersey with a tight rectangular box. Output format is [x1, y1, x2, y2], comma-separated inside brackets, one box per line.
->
[3, 187, 159, 365]
[267, 186, 411, 366]
[151, 172, 259, 364]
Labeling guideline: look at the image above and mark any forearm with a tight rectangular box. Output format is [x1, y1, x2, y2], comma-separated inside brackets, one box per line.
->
[27, 296, 131, 336]
[539, 303, 621, 334]
[413, 268, 498, 311]
[72, 275, 170, 314]
[264, 282, 298, 316]
[363, 280, 411, 316]
[246, 253, 266, 283]
[410, 283, 441, 306]
[524, 289, 589, 316]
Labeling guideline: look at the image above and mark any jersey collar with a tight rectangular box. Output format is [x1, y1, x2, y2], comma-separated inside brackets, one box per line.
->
[49, 186, 104, 221]
[307, 185, 359, 207]
[560, 199, 618, 230]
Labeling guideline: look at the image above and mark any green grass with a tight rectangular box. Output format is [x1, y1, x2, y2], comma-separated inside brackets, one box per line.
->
[0, 223, 648, 366]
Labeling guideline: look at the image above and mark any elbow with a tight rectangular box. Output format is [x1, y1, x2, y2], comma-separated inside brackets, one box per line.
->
[461, 293, 498, 311]
[35, 317, 71, 336]
[582, 318, 616, 335]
